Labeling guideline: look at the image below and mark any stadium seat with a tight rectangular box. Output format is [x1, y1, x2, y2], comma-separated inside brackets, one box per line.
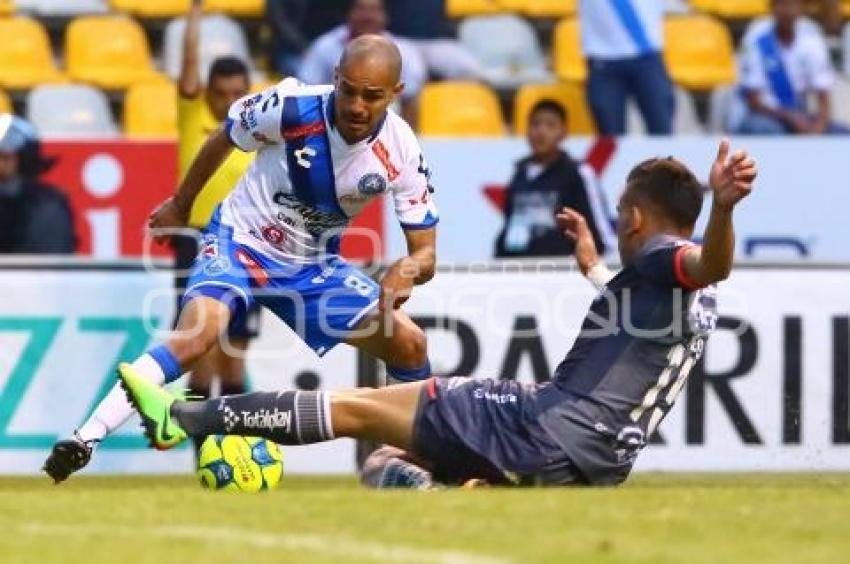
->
[513, 82, 595, 136]
[109, 0, 188, 18]
[446, 0, 503, 18]
[0, 0, 13, 16]
[459, 15, 552, 89]
[162, 14, 252, 82]
[15, 0, 109, 16]
[689, 0, 768, 18]
[419, 82, 505, 137]
[830, 77, 850, 126]
[0, 90, 11, 114]
[0, 17, 64, 89]
[663, 15, 736, 90]
[65, 16, 160, 90]
[553, 18, 587, 83]
[502, 0, 576, 17]
[111, 0, 263, 17]
[626, 87, 704, 135]
[204, 0, 263, 17]
[27, 84, 119, 136]
[124, 80, 178, 138]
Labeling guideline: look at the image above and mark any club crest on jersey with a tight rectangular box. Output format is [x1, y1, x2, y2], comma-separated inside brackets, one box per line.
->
[357, 173, 387, 195]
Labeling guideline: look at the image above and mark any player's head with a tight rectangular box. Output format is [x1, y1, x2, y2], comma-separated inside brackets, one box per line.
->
[206, 56, 250, 121]
[348, 0, 387, 38]
[334, 34, 403, 144]
[616, 157, 704, 263]
[772, 0, 801, 31]
[527, 100, 567, 161]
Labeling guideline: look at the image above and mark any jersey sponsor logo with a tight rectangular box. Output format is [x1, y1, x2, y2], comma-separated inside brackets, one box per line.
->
[261, 225, 286, 246]
[252, 131, 271, 144]
[282, 120, 327, 140]
[272, 192, 348, 236]
[371, 140, 400, 182]
[408, 189, 430, 207]
[357, 172, 387, 196]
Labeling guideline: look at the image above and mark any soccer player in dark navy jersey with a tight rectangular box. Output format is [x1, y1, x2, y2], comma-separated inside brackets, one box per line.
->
[119, 140, 757, 487]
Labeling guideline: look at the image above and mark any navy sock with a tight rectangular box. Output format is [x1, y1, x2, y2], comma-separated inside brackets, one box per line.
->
[172, 391, 334, 445]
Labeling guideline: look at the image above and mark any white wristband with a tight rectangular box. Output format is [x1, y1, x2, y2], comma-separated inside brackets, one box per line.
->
[586, 262, 614, 290]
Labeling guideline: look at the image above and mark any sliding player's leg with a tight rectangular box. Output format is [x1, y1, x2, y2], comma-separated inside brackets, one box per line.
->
[42, 297, 232, 482]
[117, 365, 425, 450]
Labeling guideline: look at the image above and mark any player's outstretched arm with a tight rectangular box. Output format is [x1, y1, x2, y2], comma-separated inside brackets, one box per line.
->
[178, 0, 204, 99]
[682, 139, 757, 287]
[148, 126, 233, 242]
[557, 207, 614, 290]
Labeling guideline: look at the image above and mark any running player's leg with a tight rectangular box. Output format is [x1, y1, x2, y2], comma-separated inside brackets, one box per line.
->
[345, 309, 430, 383]
[43, 297, 231, 482]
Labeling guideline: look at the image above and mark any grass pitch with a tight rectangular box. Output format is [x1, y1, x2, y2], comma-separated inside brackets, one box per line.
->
[1, 474, 848, 564]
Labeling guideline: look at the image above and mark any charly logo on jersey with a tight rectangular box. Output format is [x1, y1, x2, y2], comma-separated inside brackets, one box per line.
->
[357, 173, 387, 196]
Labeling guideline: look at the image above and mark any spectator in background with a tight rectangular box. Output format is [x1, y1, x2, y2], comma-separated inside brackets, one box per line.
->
[0, 114, 75, 254]
[495, 101, 611, 258]
[386, 0, 482, 80]
[298, 0, 427, 126]
[578, 0, 674, 135]
[734, 0, 850, 135]
[266, 0, 351, 76]
[175, 0, 260, 442]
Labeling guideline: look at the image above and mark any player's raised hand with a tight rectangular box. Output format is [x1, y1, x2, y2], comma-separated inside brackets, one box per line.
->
[556, 207, 600, 274]
[709, 138, 757, 211]
[148, 196, 189, 244]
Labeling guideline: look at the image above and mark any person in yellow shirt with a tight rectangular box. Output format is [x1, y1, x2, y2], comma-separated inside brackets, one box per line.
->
[173, 0, 258, 437]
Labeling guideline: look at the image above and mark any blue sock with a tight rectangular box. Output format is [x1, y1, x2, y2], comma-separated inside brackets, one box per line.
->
[148, 344, 183, 383]
[386, 360, 432, 383]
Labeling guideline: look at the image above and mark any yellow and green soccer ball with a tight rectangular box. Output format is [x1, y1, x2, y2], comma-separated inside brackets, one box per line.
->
[197, 435, 283, 492]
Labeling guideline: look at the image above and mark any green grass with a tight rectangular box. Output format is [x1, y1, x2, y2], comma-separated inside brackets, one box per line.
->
[1, 474, 849, 564]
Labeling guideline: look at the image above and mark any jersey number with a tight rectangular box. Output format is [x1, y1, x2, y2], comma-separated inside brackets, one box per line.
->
[344, 275, 373, 298]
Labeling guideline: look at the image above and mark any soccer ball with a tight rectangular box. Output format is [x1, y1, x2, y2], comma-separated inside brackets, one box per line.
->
[197, 435, 283, 492]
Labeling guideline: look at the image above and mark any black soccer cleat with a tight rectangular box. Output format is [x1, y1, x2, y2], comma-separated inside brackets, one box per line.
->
[42, 432, 97, 484]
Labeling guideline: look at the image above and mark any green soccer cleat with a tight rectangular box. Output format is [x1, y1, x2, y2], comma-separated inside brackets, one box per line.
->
[117, 362, 188, 450]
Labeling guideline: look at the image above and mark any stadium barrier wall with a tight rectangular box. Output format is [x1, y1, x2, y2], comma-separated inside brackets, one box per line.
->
[40, 137, 850, 263]
[2, 260, 849, 475]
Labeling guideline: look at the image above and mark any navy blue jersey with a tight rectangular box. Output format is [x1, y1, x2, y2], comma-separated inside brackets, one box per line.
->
[537, 235, 718, 484]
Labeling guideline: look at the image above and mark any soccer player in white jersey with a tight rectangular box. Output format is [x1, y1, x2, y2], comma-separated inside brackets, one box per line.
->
[44, 35, 439, 482]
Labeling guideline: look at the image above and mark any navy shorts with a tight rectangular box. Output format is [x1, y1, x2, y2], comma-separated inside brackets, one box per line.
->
[412, 377, 586, 486]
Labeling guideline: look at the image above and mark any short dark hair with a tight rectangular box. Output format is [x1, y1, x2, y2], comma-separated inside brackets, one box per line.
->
[209, 56, 250, 82]
[624, 157, 704, 229]
[529, 99, 567, 125]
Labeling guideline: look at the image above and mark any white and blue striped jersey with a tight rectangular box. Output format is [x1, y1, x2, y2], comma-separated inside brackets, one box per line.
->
[220, 78, 438, 264]
[579, 0, 664, 60]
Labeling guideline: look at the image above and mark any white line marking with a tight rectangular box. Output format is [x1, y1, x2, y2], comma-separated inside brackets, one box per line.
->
[17, 523, 512, 564]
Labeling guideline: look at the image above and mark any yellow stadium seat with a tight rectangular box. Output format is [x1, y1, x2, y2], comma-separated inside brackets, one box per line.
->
[690, 0, 768, 18]
[204, 0, 264, 17]
[664, 15, 737, 90]
[66, 16, 161, 90]
[0, 90, 11, 114]
[843, 0, 850, 16]
[513, 82, 595, 136]
[124, 80, 177, 138]
[110, 0, 189, 18]
[0, 0, 13, 17]
[0, 17, 64, 89]
[504, 0, 576, 18]
[446, 0, 504, 18]
[553, 18, 587, 82]
[111, 0, 263, 18]
[419, 82, 505, 137]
